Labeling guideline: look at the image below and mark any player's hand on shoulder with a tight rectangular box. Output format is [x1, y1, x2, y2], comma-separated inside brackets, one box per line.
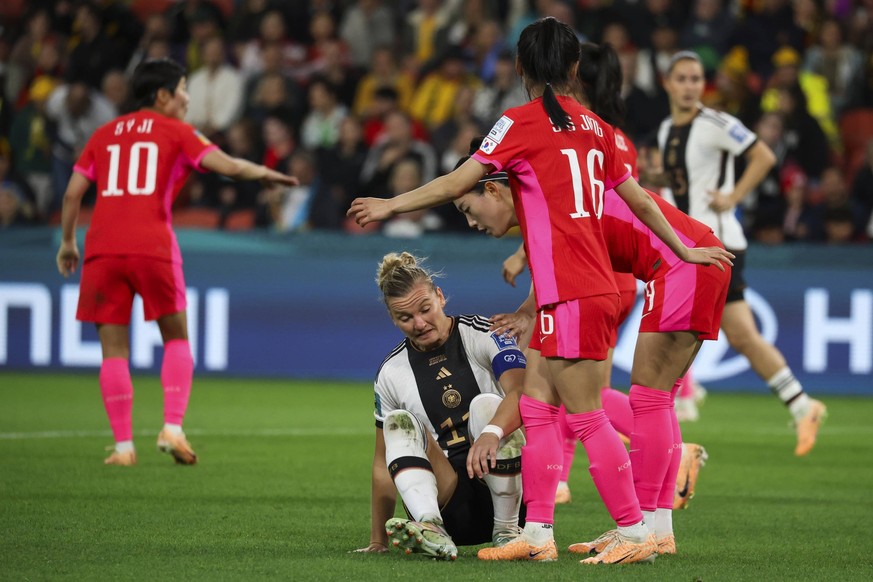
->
[353, 542, 389, 554]
[56, 241, 80, 277]
[707, 190, 734, 212]
[489, 312, 532, 342]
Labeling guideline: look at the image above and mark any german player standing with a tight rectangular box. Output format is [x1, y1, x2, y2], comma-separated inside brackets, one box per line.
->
[56, 59, 298, 466]
[658, 51, 826, 456]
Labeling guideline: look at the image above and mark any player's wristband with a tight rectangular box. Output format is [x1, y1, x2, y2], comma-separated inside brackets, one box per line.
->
[481, 424, 504, 441]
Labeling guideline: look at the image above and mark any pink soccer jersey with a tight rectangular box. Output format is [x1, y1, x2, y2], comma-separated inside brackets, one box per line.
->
[74, 111, 218, 263]
[603, 187, 716, 282]
[473, 95, 630, 306]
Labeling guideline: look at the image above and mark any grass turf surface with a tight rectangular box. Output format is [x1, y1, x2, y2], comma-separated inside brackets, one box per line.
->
[1, 372, 871, 581]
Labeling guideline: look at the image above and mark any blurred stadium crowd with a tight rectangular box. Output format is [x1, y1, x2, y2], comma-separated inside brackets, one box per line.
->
[0, 0, 871, 243]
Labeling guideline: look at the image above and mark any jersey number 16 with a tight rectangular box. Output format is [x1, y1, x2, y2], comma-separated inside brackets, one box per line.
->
[561, 148, 604, 219]
[101, 142, 159, 197]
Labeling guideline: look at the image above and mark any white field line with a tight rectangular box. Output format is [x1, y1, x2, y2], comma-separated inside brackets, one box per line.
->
[0, 427, 371, 440]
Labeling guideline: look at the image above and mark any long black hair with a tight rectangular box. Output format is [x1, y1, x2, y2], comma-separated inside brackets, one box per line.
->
[131, 58, 186, 109]
[516, 17, 580, 130]
[578, 42, 625, 127]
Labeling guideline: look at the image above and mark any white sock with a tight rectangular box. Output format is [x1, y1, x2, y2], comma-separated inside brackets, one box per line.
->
[483, 472, 521, 532]
[617, 520, 649, 543]
[654, 508, 673, 537]
[523, 521, 554, 544]
[556, 480, 569, 490]
[394, 469, 441, 522]
[767, 367, 809, 420]
[642, 510, 656, 530]
[115, 440, 134, 453]
[162, 423, 183, 435]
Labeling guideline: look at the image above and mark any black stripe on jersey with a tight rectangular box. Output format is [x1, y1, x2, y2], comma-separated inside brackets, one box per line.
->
[698, 108, 729, 128]
[458, 315, 492, 334]
[375, 340, 407, 381]
[662, 124, 691, 215]
[716, 150, 728, 190]
[407, 318, 482, 466]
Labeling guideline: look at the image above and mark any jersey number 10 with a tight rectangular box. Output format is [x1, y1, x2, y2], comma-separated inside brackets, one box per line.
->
[562, 148, 604, 219]
[101, 142, 159, 197]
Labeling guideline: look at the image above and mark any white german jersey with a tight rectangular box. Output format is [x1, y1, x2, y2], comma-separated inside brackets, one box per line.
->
[657, 105, 757, 250]
[374, 315, 526, 467]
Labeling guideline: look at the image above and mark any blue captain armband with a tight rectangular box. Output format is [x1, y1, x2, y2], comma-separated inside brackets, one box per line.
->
[491, 348, 527, 378]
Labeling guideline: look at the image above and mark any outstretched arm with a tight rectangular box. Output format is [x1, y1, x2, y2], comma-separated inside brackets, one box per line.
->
[615, 179, 734, 271]
[348, 158, 489, 227]
[200, 149, 299, 187]
[502, 242, 527, 287]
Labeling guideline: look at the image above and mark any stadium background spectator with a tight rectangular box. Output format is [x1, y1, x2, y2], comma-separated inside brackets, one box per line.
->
[0, 0, 870, 242]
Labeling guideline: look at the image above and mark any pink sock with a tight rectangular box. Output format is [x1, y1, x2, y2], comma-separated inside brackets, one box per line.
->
[557, 406, 576, 482]
[519, 395, 562, 524]
[679, 369, 694, 399]
[161, 339, 193, 425]
[100, 358, 134, 442]
[601, 387, 634, 437]
[565, 409, 642, 527]
[629, 385, 675, 512]
[658, 379, 684, 509]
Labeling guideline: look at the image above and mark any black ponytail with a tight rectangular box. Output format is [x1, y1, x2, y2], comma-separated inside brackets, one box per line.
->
[517, 17, 579, 130]
[578, 42, 625, 127]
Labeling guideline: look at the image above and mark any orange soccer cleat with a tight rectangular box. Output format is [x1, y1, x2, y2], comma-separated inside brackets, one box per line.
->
[477, 535, 557, 562]
[157, 428, 198, 465]
[579, 533, 658, 565]
[104, 448, 136, 466]
[673, 443, 708, 510]
[794, 399, 827, 456]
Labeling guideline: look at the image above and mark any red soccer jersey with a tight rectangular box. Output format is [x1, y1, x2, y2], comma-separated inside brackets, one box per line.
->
[603, 187, 716, 282]
[74, 110, 218, 263]
[614, 127, 639, 180]
[473, 96, 630, 306]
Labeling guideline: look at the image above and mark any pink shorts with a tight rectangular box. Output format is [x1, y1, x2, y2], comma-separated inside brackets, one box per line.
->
[639, 233, 730, 340]
[529, 294, 620, 360]
[77, 256, 187, 325]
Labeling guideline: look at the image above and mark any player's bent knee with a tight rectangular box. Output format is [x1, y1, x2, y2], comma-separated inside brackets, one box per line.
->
[468, 393, 502, 440]
[383, 409, 428, 460]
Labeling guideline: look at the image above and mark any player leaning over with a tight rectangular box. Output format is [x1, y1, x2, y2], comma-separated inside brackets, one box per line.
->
[657, 51, 826, 455]
[56, 59, 298, 466]
[355, 252, 526, 560]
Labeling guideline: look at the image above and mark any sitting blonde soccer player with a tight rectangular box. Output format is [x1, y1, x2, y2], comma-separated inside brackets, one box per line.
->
[354, 252, 526, 561]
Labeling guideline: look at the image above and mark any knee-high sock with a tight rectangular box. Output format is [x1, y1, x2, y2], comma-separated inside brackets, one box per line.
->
[100, 358, 134, 443]
[601, 387, 634, 436]
[678, 370, 694, 399]
[161, 339, 193, 426]
[658, 379, 684, 509]
[557, 405, 576, 482]
[519, 395, 561, 525]
[383, 410, 440, 522]
[565, 408, 642, 527]
[629, 384, 675, 512]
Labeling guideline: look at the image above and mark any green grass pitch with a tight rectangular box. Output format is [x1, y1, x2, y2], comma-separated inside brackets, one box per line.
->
[1, 372, 871, 581]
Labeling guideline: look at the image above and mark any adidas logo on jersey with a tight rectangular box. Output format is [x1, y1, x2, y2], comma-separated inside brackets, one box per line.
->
[435, 367, 452, 380]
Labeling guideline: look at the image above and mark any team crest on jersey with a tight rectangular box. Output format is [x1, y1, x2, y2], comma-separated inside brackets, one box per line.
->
[728, 124, 750, 144]
[479, 137, 498, 154]
[615, 132, 628, 151]
[442, 387, 462, 408]
[491, 332, 518, 350]
[487, 115, 513, 143]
